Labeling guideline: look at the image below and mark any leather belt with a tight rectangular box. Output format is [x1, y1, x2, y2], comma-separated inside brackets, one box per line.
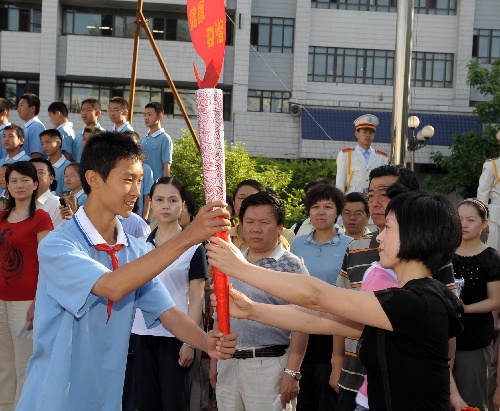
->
[233, 345, 288, 360]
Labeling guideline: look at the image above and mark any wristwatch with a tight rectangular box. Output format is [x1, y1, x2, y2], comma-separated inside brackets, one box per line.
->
[284, 367, 302, 381]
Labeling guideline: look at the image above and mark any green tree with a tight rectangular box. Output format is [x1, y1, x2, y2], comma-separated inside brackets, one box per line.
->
[424, 59, 500, 197]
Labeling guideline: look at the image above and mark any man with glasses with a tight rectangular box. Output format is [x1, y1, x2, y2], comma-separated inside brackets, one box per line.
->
[30, 158, 63, 227]
[341, 192, 370, 239]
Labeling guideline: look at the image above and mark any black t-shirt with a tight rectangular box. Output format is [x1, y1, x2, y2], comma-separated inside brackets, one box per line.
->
[358, 278, 463, 411]
[453, 247, 500, 351]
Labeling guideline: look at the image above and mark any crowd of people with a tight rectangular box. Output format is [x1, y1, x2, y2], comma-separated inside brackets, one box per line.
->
[0, 94, 499, 411]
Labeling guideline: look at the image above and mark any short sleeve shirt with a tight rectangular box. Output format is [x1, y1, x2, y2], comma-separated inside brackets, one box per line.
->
[17, 207, 175, 411]
[0, 209, 53, 301]
[358, 278, 463, 411]
[137, 162, 154, 218]
[141, 129, 173, 180]
[22, 117, 45, 157]
[57, 122, 75, 157]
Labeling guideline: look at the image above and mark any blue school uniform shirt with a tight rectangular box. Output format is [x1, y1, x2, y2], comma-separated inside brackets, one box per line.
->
[110, 121, 134, 133]
[57, 122, 76, 159]
[74, 188, 87, 206]
[17, 207, 175, 411]
[73, 123, 105, 162]
[137, 162, 153, 219]
[141, 128, 173, 181]
[52, 156, 71, 195]
[0, 122, 11, 159]
[22, 116, 45, 157]
[291, 231, 353, 285]
[0, 150, 31, 166]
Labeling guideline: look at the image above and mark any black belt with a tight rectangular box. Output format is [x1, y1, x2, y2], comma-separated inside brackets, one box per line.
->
[232, 345, 288, 360]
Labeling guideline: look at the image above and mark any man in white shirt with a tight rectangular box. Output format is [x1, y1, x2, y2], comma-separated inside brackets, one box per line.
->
[30, 158, 63, 227]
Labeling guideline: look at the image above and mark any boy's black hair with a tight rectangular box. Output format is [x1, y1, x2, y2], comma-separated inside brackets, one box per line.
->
[109, 96, 129, 110]
[385, 192, 461, 278]
[345, 191, 369, 215]
[122, 130, 141, 145]
[304, 183, 345, 217]
[40, 129, 63, 143]
[83, 126, 103, 136]
[0, 98, 10, 113]
[81, 98, 101, 112]
[80, 132, 144, 195]
[47, 101, 69, 117]
[239, 191, 286, 226]
[19, 93, 41, 115]
[369, 164, 419, 191]
[233, 179, 265, 198]
[145, 102, 164, 116]
[3, 161, 39, 221]
[4, 124, 24, 140]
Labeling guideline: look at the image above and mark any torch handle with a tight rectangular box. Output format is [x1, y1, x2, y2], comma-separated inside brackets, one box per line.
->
[212, 230, 230, 335]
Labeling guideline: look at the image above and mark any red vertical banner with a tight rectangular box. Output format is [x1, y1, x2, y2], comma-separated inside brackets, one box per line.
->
[189, 0, 230, 334]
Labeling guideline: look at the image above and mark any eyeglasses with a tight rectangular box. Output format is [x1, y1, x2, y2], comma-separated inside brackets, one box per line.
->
[64, 174, 79, 179]
[342, 210, 366, 218]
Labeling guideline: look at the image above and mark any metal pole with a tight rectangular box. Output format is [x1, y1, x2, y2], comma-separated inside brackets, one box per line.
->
[410, 129, 415, 171]
[390, 0, 414, 166]
[128, 0, 142, 125]
[138, 10, 200, 152]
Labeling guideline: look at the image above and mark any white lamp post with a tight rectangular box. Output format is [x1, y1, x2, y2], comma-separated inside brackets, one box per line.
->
[407, 116, 434, 171]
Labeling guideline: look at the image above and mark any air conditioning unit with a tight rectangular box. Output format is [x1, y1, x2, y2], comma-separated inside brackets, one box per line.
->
[290, 104, 302, 117]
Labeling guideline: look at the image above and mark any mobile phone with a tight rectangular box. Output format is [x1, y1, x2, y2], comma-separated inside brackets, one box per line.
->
[59, 198, 67, 208]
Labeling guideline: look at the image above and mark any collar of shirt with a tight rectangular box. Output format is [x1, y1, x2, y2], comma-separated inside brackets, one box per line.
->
[242, 243, 285, 263]
[74, 188, 85, 199]
[23, 116, 41, 129]
[7, 150, 28, 161]
[81, 123, 104, 133]
[37, 189, 55, 206]
[73, 206, 129, 247]
[356, 145, 373, 157]
[114, 122, 130, 133]
[147, 128, 166, 138]
[0, 123, 11, 133]
[304, 231, 343, 246]
[52, 156, 67, 169]
[57, 122, 73, 131]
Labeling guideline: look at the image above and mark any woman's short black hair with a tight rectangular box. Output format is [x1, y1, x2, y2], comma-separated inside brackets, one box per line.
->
[149, 177, 186, 202]
[184, 190, 197, 221]
[3, 161, 39, 221]
[233, 179, 265, 198]
[80, 132, 144, 195]
[239, 191, 286, 226]
[304, 183, 345, 216]
[385, 192, 461, 278]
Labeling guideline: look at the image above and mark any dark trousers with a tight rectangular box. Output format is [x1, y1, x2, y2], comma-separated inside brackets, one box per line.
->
[297, 334, 338, 411]
[122, 335, 136, 411]
[337, 386, 357, 411]
[134, 335, 193, 411]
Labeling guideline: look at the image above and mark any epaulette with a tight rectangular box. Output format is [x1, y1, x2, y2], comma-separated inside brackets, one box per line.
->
[341, 147, 355, 153]
[486, 158, 499, 162]
[375, 149, 388, 157]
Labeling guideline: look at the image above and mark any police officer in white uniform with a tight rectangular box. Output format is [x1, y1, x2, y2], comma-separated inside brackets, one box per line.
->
[336, 114, 389, 194]
[477, 130, 500, 252]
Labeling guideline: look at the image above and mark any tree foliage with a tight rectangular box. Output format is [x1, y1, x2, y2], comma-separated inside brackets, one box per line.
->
[425, 59, 500, 198]
[170, 130, 338, 226]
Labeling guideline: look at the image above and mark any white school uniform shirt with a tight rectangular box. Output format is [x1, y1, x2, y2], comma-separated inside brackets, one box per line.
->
[110, 122, 134, 133]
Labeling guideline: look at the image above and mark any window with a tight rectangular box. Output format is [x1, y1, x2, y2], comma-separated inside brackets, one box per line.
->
[250, 17, 294, 53]
[308, 47, 453, 87]
[61, 82, 232, 120]
[311, 0, 456, 14]
[0, 77, 40, 109]
[411, 52, 453, 88]
[0, 2, 42, 32]
[62, 7, 234, 45]
[308, 47, 394, 85]
[472, 29, 500, 64]
[247, 90, 291, 113]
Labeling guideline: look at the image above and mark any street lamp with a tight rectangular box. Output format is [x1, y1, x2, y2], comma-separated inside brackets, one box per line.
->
[407, 116, 434, 171]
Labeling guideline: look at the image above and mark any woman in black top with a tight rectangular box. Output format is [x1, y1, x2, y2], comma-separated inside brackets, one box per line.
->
[207, 191, 464, 411]
[452, 198, 500, 410]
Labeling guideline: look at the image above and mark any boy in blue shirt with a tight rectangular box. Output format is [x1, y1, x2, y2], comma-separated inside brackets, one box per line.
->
[108, 97, 134, 133]
[17, 93, 44, 159]
[73, 98, 105, 162]
[1, 124, 31, 166]
[0, 98, 11, 160]
[39, 129, 71, 196]
[141, 102, 173, 180]
[17, 132, 236, 411]
[48, 101, 75, 161]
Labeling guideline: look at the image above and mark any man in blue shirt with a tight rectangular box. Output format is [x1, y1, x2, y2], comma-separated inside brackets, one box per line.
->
[17, 132, 236, 411]
[17, 93, 44, 159]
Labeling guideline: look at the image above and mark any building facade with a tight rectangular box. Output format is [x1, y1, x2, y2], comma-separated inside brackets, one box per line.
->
[0, 0, 498, 165]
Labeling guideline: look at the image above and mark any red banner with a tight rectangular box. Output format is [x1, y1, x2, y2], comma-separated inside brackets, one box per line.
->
[187, 0, 226, 89]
